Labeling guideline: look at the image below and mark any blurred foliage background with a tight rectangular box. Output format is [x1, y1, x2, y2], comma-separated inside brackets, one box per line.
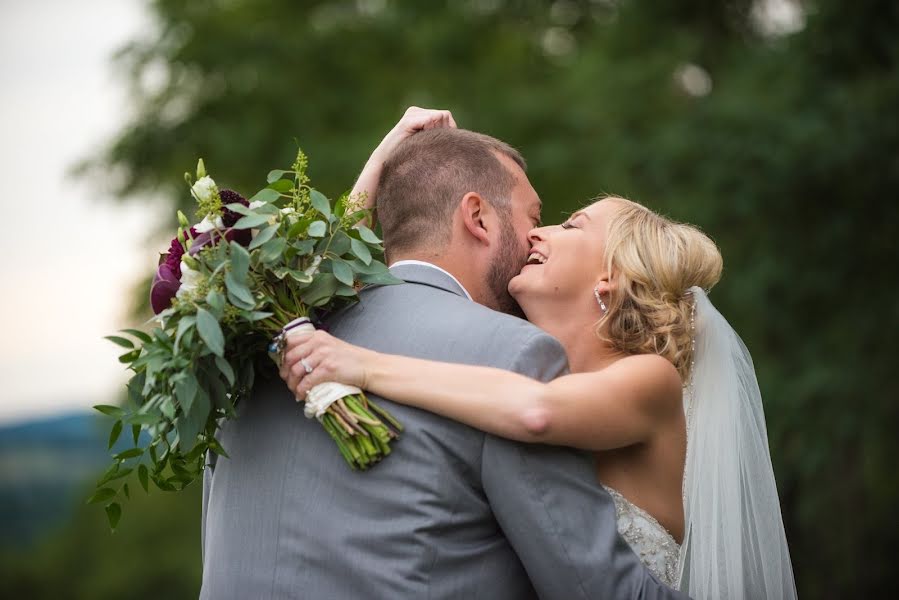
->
[3, 0, 897, 597]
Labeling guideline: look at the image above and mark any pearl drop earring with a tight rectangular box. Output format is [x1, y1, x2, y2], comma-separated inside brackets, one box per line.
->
[593, 287, 608, 313]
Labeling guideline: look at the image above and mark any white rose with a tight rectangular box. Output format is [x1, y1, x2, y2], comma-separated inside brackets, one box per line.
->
[194, 214, 224, 233]
[176, 260, 202, 298]
[191, 175, 218, 203]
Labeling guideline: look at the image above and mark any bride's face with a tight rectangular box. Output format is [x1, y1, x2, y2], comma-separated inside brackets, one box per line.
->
[508, 198, 620, 314]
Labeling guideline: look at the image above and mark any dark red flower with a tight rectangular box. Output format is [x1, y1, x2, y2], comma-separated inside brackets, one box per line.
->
[162, 226, 198, 279]
[220, 189, 248, 228]
[150, 262, 181, 314]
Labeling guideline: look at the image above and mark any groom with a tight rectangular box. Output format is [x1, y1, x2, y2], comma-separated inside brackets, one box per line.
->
[200, 109, 687, 599]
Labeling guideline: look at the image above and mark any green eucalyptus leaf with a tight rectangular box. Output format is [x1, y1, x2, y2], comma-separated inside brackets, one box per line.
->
[203, 366, 230, 412]
[307, 220, 327, 237]
[206, 290, 225, 315]
[335, 284, 358, 297]
[160, 397, 176, 419]
[310, 189, 331, 218]
[131, 424, 141, 445]
[224, 202, 253, 216]
[105, 335, 134, 349]
[175, 316, 196, 351]
[127, 413, 161, 426]
[174, 371, 199, 414]
[193, 386, 211, 425]
[328, 231, 352, 256]
[301, 273, 339, 306]
[94, 405, 125, 418]
[138, 464, 150, 493]
[126, 373, 146, 407]
[259, 238, 287, 263]
[108, 420, 123, 450]
[350, 238, 373, 265]
[331, 259, 355, 287]
[225, 272, 255, 308]
[118, 349, 141, 364]
[268, 179, 294, 192]
[246, 310, 274, 321]
[196, 308, 225, 357]
[292, 239, 316, 255]
[96, 463, 121, 486]
[248, 188, 280, 204]
[334, 194, 347, 218]
[105, 502, 122, 530]
[287, 217, 313, 239]
[121, 328, 153, 344]
[249, 224, 278, 250]
[105, 467, 133, 483]
[113, 448, 144, 460]
[215, 355, 236, 386]
[345, 258, 385, 275]
[356, 225, 381, 244]
[359, 271, 405, 286]
[267, 169, 290, 183]
[233, 214, 271, 230]
[87, 488, 116, 505]
[230, 241, 250, 279]
[208, 437, 230, 458]
[177, 387, 210, 450]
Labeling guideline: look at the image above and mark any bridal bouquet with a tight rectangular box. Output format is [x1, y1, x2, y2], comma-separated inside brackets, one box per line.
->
[93, 151, 403, 529]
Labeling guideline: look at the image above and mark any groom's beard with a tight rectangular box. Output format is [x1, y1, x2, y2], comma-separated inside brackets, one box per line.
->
[488, 219, 527, 318]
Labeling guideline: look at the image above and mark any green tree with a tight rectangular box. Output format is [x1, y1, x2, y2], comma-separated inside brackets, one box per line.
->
[1, 484, 201, 599]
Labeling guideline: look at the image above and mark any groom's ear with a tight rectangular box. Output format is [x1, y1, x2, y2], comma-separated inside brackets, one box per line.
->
[459, 192, 491, 245]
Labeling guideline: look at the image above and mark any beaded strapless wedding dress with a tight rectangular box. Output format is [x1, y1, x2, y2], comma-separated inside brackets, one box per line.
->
[603, 485, 680, 588]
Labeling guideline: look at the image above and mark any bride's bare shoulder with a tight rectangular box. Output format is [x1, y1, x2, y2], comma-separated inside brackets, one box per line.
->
[599, 354, 683, 418]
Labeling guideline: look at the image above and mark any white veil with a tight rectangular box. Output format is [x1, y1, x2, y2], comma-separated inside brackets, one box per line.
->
[677, 287, 798, 599]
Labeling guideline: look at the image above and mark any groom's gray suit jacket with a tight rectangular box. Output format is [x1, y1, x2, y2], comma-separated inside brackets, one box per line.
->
[200, 263, 687, 599]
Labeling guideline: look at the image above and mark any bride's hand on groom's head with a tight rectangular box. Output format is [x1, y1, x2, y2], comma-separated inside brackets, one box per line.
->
[278, 330, 370, 399]
[374, 106, 457, 160]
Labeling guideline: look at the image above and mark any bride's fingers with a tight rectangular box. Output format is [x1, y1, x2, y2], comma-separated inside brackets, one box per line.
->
[286, 348, 319, 393]
[293, 351, 324, 399]
[282, 334, 321, 373]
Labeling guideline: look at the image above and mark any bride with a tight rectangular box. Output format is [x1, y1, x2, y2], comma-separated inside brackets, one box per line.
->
[280, 112, 797, 599]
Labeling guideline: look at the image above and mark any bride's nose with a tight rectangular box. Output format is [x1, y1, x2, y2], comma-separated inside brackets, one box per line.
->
[528, 226, 547, 244]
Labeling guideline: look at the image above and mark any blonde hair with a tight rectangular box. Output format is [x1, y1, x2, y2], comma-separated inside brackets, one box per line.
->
[596, 197, 723, 381]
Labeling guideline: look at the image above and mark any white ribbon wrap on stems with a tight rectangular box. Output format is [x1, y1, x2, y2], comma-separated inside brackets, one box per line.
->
[302, 381, 363, 419]
[281, 319, 362, 420]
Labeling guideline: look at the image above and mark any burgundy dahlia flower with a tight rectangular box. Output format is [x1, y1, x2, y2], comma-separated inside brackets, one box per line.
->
[220, 189, 249, 228]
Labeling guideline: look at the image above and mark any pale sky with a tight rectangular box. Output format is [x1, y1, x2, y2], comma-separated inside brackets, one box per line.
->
[0, 0, 161, 424]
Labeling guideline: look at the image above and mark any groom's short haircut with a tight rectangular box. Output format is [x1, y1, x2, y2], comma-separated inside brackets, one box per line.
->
[376, 128, 526, 257]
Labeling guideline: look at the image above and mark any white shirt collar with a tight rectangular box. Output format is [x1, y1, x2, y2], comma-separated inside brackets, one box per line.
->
[389, 260, 473, 301]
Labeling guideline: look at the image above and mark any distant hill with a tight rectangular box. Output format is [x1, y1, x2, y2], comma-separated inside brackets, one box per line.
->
[0, 412, 114, 546]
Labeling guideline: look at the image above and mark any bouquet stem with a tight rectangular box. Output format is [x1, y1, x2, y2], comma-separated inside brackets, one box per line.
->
[271, 317, 402, 470]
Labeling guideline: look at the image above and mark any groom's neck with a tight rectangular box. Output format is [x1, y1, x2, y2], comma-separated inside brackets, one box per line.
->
[389, 249, 492, 308]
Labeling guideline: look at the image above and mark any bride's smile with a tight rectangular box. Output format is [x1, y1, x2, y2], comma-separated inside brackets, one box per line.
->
[509, 198, 621, 350]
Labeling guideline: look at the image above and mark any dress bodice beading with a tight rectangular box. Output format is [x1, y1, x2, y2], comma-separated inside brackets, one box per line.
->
[603, 485, 681, 587]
